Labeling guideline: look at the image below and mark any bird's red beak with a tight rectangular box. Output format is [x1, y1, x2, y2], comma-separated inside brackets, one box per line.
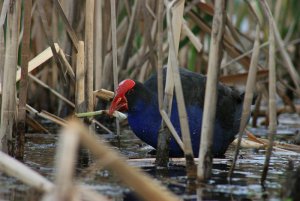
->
[108, 79, 135, 116]
[108, 95, 128, 116]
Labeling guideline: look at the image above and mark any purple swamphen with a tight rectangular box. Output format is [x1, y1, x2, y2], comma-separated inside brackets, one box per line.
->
[109, 68, 244, 157]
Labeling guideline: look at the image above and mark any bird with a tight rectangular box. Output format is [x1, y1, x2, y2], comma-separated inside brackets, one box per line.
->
[109, 68, 244, 157]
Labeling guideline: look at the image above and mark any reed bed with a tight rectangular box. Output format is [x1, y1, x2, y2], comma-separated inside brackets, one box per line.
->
[1, 0, 300, 199]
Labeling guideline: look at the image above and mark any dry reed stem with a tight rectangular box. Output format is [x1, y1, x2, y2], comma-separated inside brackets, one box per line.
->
[37, 1, 65, 79]
[140, 2, 157, 72]
[29, 74, 75, 108]
[75, 41, 86, 113]
[53, 0, 79, 51]
[94, 0, 103, 90]
[94, 89, 114, 101]
[110, 0, 120, 136]
[156, 0, 171, 166]
[101, 52, 113, 89]
[0, 0, 21, 152]
[160, 110, 184, 150]
[85, 0, 95, 113]
[39, 111, 67, 126]
[163, 0, 183, 116]
[0, 0, 9, 94]
[26, 114, 49, 134]
[53, 127, 80, 200]
[0, 28, 4, 113]
[221, 41, 269, 69]
[0, 151, 54, 192]
[261, 4, 277, 183]
[14, 44, 60, 83]
[0, 25, 3, 80]
[248, 133, 300, 153]
[116, 15, 129, 47]
[156, 0, 164, 112]
[225, 15, 246, 51]
[245, 0, 262, 27]
[277, 82, 296, 112]
[120, 0, 139, 70]
[57, 48, 75, 81]
[76, 110, 127, 121]
[228, 24, 260, 179]
[67, 119, 181, 201]
[181, 19, 202, 52]
[0, 0, 9, 25]
[92, 119, 114, 135]
[102, 1, 111, 60]
[166, 0, 197, 179]
[197, 1, 225, 181]
[260, 0, 300, 96]
[26, 104, 67, 126]
[0, 151, 111, 201]
[219, 70, 268, 86]
[16, 0, 32, 159]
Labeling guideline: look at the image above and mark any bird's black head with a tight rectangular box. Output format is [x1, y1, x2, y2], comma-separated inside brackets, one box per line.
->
[109, 79, 152, 115]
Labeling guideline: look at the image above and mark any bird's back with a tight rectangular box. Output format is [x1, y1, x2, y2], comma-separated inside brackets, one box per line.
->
[143, 67, 244, 156]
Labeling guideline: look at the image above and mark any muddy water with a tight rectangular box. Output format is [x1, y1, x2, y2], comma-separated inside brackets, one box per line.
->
[0, 114, 300, 201]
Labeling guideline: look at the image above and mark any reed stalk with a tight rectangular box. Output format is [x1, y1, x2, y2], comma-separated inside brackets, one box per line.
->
[120, 0, 139, 70]
[197, 1, 225, 181]
[85, 0, 95, 113]
[163, 0, 183, 117]
[166, 0, 197, 180]
[159, 110, 184, 151]
[29, 74, 75, 108]
[155, 0, 171, 167]
[0, 0, 9, 92]
[94, 0, 103, 90]
[0, 151, 54, 192]
[110, 0, 120, 136]
[181, 19, 202, 52]
[261, 0, 277, 183]
[16, 0, 32, 159]
[15, 44, 60, 82]
[0, 0, 9, 25]
[53, 0, 79, 52]
[228, 24, 260, 178]
[76, 110, 127, 121]
[156, 0, 164, 122]
[53, 127, 80, 200]
[37, 1, 64, 79]
[0, 0, 21, 153]
[75, 41, 86, 113]
[57, 48, 75, 80]
[0, 151, 111, 201]
[0, 1, 7, 97]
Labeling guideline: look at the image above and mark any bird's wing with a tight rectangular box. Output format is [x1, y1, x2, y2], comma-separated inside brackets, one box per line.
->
[144, 67, 243, 131]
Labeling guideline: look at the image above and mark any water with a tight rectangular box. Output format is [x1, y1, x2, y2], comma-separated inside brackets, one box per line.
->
[0, 113, 300, 201]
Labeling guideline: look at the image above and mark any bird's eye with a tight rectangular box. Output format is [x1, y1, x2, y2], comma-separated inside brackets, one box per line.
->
[127, 89, 134, 95]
